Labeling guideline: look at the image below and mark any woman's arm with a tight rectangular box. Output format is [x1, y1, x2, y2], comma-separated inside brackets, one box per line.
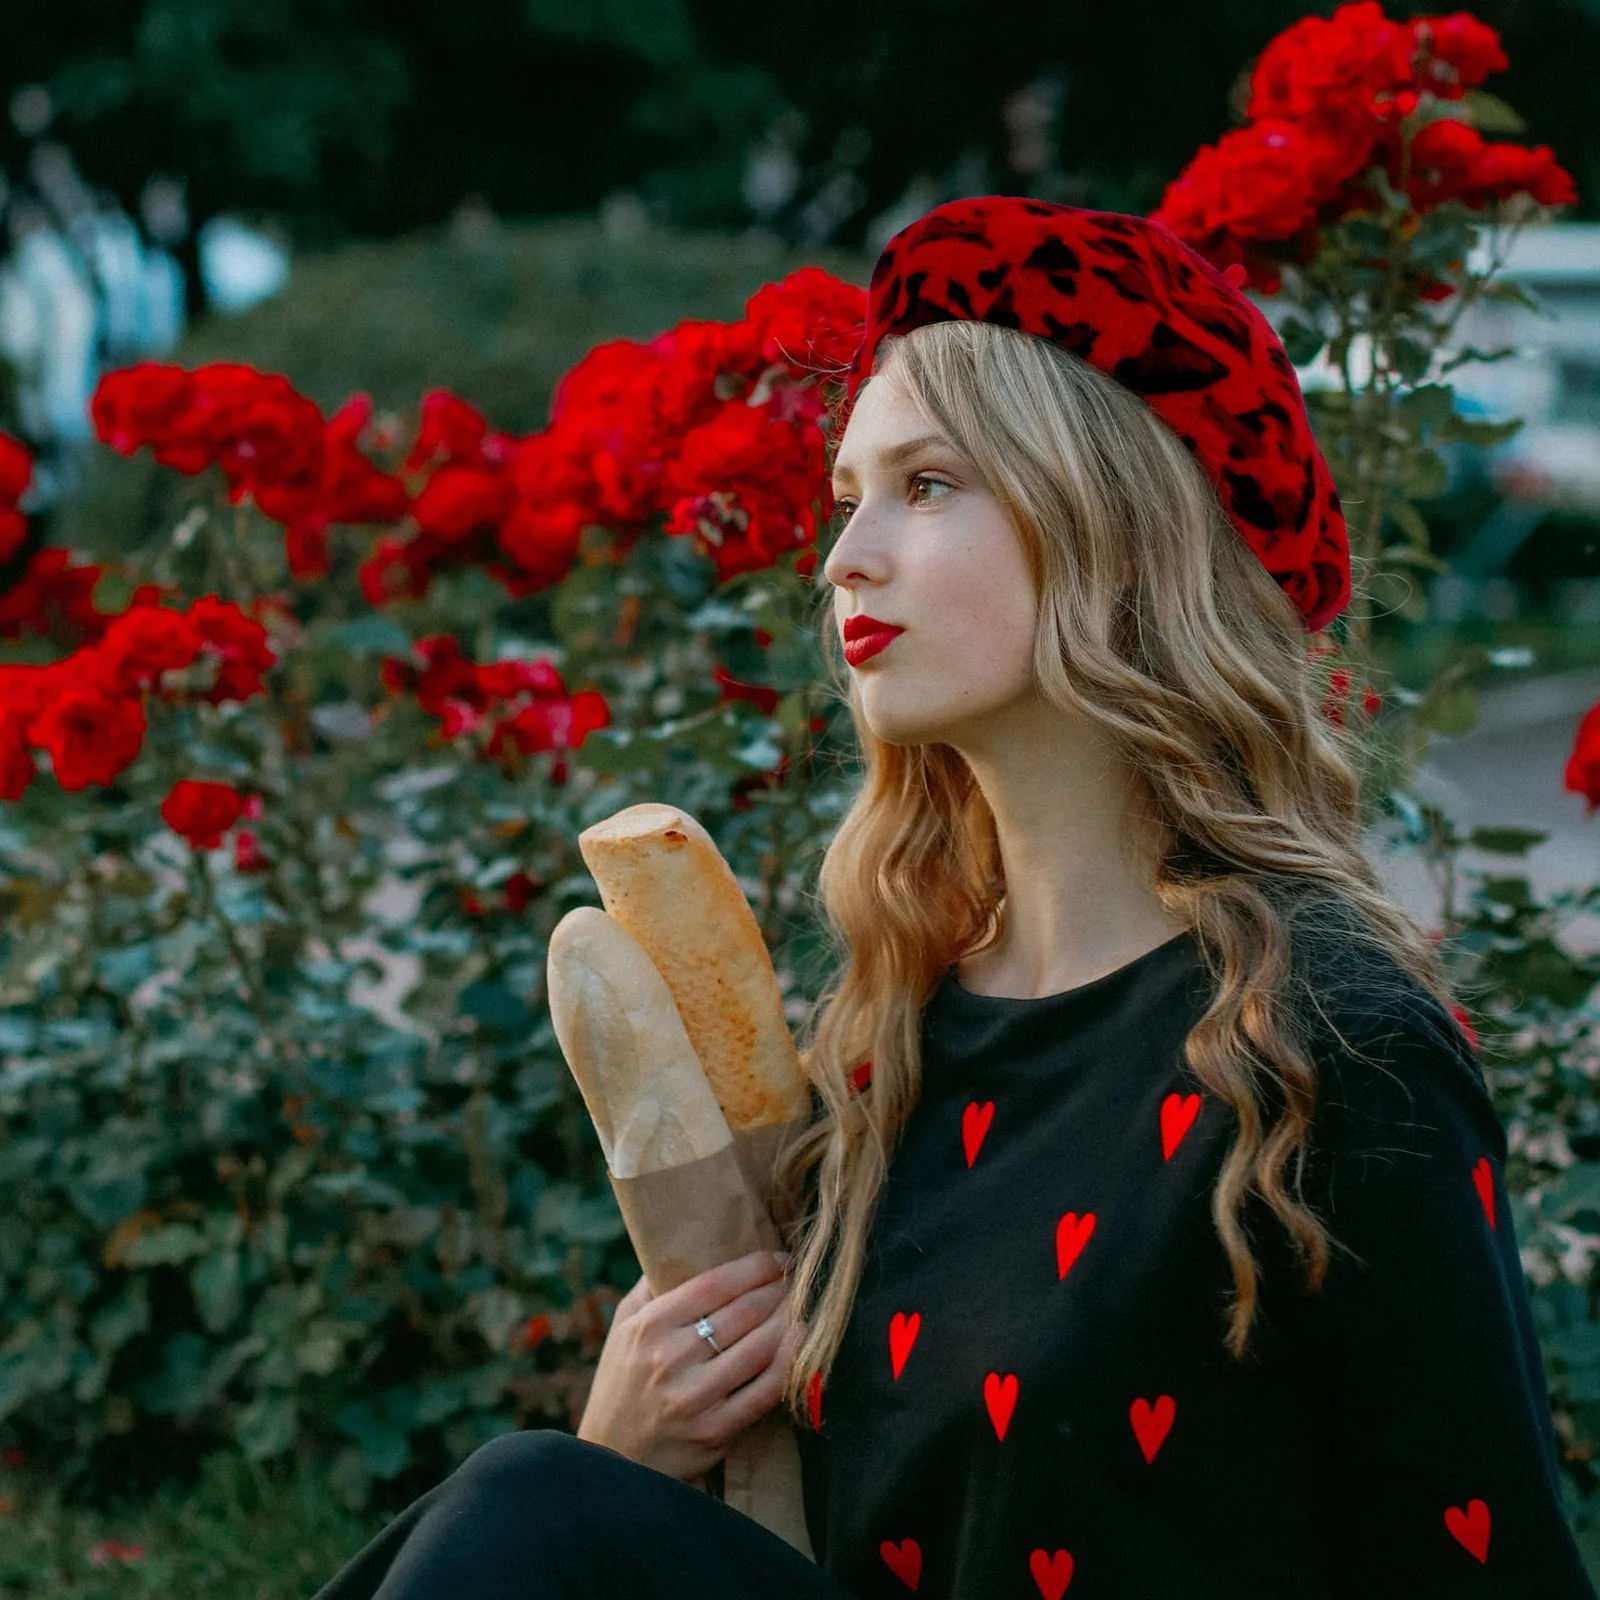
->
[1288, 991, 1597, 1598]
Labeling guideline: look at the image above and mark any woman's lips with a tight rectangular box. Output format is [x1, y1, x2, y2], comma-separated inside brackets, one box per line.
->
[843, 628, 902, 667]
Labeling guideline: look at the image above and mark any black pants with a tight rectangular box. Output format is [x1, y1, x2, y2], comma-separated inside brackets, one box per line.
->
[312, 1429, 859, 1599]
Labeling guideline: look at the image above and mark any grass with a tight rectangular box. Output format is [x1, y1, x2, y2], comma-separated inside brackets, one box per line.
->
[0, 1449, 391, 1598]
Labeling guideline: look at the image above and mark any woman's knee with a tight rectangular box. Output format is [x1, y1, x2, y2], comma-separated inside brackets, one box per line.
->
[453, 1428, 618, 1519]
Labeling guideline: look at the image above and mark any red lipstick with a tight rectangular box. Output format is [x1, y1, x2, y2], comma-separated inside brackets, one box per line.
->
[842, 614, 904, 667]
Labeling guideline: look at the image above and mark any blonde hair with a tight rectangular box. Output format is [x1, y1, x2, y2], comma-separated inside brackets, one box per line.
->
[771, 317, 1459, 1424]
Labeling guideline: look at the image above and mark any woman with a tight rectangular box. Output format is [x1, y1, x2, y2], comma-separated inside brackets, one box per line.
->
[314, 198, 1597, 1599]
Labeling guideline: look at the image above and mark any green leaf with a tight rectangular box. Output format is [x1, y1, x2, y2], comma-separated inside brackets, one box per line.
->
[1435, 414, 1524, 447]
[335, 1394, 416, 1480]
[459, 979, 534, 1035]
[192, 1248, 242, 1333]
[1279, 316, 1325, 366]
[1386, 500, 1431, 549]
[1463, 89, 1526, 135]
[122, 1222, 208, 1267]
[93, 943, 158, 996]
[1481, 278, 1542, 314]
[1398, 383, 1457, 429]
[140, 1331, 213, 1416]
[1439, 344, 1517, 375]
[1399, 447, 1449, 500]
[1391, 337, 1432, 384]
[236, 1389, 298, 1460]
[1550, 1164, 1600, 1226]
[1415, 684, 1480, 736]
[1468, 826, 1549, 857]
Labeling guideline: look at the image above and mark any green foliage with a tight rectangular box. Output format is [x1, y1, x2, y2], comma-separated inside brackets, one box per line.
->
[0, 444, 855, 1508]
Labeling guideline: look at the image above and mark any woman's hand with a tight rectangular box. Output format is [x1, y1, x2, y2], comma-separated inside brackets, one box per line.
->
[576, 1248, 797, 1484]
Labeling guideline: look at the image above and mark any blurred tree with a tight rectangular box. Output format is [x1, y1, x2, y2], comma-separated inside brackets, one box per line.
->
[5, 0, 1596, 262]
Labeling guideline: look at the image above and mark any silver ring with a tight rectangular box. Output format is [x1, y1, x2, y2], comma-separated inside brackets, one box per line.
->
[694, 1315, 723, 1355]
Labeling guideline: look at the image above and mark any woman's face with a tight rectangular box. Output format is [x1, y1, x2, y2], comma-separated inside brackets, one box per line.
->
[823, 369, 1040, 750]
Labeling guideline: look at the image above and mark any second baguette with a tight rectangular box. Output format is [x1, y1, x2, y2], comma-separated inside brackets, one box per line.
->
[577, 803, 811, 1133]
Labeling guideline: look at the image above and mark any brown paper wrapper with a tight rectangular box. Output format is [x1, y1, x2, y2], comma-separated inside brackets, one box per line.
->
[608, 1117, 813, 1559]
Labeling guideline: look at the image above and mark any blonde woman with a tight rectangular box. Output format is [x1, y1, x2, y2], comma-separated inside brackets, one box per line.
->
[316, 199, 1596, 1599]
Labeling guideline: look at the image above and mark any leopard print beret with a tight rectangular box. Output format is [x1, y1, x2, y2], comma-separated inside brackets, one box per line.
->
[845, 197, 1351, 634]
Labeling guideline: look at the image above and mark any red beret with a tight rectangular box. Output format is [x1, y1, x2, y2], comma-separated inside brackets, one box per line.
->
[845, 197, 1351, 633]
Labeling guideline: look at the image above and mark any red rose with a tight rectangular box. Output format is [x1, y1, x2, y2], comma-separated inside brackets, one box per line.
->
[97, 607, 202, 693]
[359, 534, 434, 606]
[504, 870, 540, 914]
[1212, 120, 1365, 241]
[0, 433, 33, 504]
[0, 663, 59, 800]
[487, 688, 609, 759]
[30, 677, 147, 791]
[742, 267, 867, 376]
[234, 828, 269, 873]
[161, 779, 246, 849]
[1408, 118, 1578, 211]
[0, 550, 112, 643]
[1414, 12, 1508, 96]
[185, 595, 277, 704]
[91, 364, 207, 471]
[1247, 2, 1416, 127]
[402, 391, 495, 475]
[411, 463, 515, 542]
[494, 499, 585, 591]
[320, 395, 409, 526]
[1565, 702, 1600, 810]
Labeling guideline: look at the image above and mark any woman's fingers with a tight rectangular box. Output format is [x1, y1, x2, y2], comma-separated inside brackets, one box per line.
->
[681, 1275, 786, 1358]
[683, 1300, 788, 1413]
[644, 1250, 786, 1332]
[700, 1333, 789, 1443]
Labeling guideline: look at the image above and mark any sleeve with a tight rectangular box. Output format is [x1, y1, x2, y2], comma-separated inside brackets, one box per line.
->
[1286, 984, 1598, 1599]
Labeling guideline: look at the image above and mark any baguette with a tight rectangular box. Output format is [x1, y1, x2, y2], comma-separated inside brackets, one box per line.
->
[577, 804, 811, 1132]
[545, 906, 733, 1178]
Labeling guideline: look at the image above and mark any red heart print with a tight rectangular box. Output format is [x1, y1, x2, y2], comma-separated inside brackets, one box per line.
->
[1444, 1498, 1491, 1563]
[889, 1311, 921, 1380]
[984, 1371, 1019, 1441]
[1055, 1212, 1096, 1280]
[1029, 1548, 1074, 1598]
[806, 1369, 823, 1431]
[1472, 1156, 1496, 1230]
[881, 1537, 922, 1590]
[1161, 1092, 1201, 1160]
[1129, 1394, 1175, 1462]
[962, 1100, 995, 1167]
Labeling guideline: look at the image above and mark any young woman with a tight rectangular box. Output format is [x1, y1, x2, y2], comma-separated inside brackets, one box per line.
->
[314, 198, 1597, 1599]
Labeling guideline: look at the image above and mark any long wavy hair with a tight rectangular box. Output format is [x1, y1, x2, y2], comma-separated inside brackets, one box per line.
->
[770, 316, 1462, 1425]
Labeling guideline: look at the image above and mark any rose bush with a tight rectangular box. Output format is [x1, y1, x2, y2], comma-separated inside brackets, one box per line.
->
[0, 8, 1594, 1561]
[0, 267, 867, 1510]
[1157, 3, 1600, 1545]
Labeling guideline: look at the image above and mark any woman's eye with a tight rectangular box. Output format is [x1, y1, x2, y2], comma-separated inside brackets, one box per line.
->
[831, 474, 950, 526]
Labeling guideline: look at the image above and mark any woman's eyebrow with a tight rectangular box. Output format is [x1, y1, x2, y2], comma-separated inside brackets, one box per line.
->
[830, 434, 953, 490]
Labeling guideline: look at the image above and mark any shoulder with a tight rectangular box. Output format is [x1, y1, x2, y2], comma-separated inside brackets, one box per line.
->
[1276, 898, 1504, 1168]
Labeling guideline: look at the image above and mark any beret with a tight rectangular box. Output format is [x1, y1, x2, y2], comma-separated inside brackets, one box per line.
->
[845, 197, 1351, 633]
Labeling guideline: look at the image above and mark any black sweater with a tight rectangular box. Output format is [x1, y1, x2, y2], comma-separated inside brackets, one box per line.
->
[794, 928, 1596, 1599]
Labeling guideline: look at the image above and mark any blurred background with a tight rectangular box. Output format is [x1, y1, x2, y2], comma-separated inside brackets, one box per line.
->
[2, 0, 1598, 933]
